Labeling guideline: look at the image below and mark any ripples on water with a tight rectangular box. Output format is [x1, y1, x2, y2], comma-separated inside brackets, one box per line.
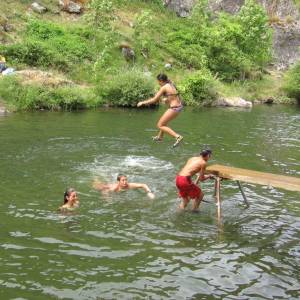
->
[0, 107, 299, 299]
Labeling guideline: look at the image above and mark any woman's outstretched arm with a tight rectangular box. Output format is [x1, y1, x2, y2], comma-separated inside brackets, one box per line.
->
[137, 86, 165, 107]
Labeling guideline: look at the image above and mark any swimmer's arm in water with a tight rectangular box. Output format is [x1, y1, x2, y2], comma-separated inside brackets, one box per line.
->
[128, 183, 155, 199]
[137, 86, 165, 107]
[92, 180, 114, 194]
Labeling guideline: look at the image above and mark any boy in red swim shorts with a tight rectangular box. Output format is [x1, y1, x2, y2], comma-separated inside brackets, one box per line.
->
[176, 149, 214, 211]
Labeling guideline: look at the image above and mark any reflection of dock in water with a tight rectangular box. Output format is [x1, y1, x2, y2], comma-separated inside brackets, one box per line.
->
[206, 164, 300, 223]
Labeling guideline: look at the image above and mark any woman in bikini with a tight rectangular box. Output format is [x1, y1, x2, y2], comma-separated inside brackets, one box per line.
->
[137, 73, 183, 147]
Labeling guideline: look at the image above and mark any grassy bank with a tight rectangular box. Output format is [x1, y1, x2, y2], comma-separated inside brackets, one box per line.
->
[0, 0, 297, 111]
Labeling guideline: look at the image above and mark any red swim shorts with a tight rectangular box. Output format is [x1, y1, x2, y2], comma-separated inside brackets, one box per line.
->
[176, 175, 201, 199]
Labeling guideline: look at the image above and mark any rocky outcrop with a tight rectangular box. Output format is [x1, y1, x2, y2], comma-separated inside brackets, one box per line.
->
[163, 0, 300, 69]
[212, 97, 253, 108]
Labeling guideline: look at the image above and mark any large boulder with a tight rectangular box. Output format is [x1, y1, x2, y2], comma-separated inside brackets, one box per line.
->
[58, 0, 82, 14]
[31, 2, 47, 14]
[119, 43, 135, 62]
[212, 97, 253, 108]
[163, 0, 195, 17]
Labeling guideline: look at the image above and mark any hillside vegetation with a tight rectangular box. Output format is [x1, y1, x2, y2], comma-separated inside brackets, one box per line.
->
[0, 0, 297, 110]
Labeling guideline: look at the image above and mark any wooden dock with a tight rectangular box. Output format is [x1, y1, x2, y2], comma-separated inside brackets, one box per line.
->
[206, 164, 300, 192]
[205, 164, 300, 223]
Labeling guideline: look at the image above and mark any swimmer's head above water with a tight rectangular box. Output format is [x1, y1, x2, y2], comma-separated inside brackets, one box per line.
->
[200, 149, 212, 161]
[63, 188, 78, 204]
[59, 187, 79, 212]
[117, 174, 129, 189]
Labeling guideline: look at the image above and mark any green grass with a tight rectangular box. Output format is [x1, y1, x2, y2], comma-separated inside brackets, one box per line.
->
[217, 72, 295, 103]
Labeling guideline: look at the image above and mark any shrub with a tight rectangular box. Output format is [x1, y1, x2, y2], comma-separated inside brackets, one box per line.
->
[26, 18, 64, 39]
[0, 19, 94, 70]
[100, 69, 155, 107]
[162, 22, 208, 69]
[283, 61, 300, 102]
[178, 69, 218, 106]
[0, 76, 96, 111]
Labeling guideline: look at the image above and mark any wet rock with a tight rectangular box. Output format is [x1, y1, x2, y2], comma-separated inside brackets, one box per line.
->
[262, 97, 274, 104]
[31, 2, 47, 14]
[58, 0, 82, 14]
[212, 97, 253, 108]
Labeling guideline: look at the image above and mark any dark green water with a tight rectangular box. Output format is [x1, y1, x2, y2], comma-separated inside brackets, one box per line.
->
[0, 105, 299, 299]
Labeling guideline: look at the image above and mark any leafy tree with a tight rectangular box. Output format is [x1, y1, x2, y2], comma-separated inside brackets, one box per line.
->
[237, 0, 272, 67]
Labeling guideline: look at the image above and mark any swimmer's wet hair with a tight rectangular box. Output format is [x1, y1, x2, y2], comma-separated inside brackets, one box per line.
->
[117, 174, 127, 181]
[157, 73, 169, 82]
[200, 149, 212, 157]
[63, 187, 75, 204]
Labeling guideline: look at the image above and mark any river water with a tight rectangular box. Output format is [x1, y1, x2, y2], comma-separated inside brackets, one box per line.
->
[0, 105, 299, 299]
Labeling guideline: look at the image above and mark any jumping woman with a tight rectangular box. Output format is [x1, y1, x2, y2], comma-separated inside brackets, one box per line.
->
[137, 73, 183, 147]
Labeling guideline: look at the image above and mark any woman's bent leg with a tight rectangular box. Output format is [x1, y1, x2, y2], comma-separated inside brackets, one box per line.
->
[157, 109, 180, 138]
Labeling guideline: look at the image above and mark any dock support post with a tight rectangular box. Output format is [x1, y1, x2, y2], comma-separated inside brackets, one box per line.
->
[236, 180, 250, 207]
[214, 178, 217, 198]
[216, 177, 222, 223]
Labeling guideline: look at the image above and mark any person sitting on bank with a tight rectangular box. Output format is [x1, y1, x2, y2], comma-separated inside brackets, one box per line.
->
[176, 149, 214, 211]
[93, 174, 155, 199]
[0, 55, 7, 73]
[59, 188, 80, 211]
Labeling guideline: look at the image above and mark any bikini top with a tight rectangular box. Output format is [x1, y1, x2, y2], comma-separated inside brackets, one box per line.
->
[163, 81, 180, 98]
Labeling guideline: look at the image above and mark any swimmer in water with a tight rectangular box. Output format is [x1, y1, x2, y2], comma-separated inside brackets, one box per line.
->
[176, 149, 214, 211]
[93, 174, 155, 199]
[59, 188, 80, 211]
[137, 73, 183, 147]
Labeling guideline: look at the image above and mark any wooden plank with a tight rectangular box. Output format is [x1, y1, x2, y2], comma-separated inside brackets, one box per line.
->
[206, 164, 300, 192]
